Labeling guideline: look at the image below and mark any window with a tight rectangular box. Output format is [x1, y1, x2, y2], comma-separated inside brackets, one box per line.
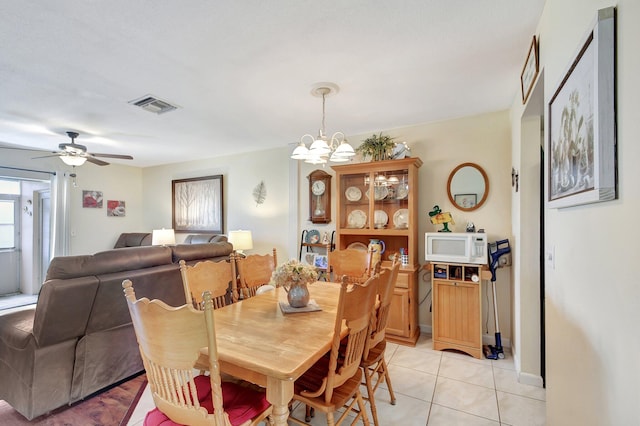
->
[0, 179, 20, 249]
[0, 200, 16, 249]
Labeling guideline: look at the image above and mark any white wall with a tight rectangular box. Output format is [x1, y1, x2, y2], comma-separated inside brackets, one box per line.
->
[142, 146, 293, 261]
[512, 1, 640, 424]
[68, 164, 143, 254]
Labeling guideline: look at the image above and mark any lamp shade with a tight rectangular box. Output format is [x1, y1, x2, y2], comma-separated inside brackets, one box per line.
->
[228, 230, 253, 252]
[151, 228, 176, 246]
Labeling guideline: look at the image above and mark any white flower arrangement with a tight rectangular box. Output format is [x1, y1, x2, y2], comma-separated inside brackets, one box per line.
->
[271, 259, 318, 288]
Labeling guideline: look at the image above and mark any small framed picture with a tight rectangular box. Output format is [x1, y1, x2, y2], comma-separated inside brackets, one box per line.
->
[313, 254, 328, 270]
[521, 35, 539, 104]
[302, 252, 317, 266]
[82, 190, 103, 208]
[454, 193, 477, 209]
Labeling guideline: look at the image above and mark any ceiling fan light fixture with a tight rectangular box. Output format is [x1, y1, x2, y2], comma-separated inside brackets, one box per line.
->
[61, 155, 87, 166]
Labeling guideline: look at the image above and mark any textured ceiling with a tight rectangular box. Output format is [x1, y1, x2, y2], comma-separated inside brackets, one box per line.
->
[0, 1, 544, 167]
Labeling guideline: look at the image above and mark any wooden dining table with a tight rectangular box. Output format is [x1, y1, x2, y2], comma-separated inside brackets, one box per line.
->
[201, 281, 343, 426]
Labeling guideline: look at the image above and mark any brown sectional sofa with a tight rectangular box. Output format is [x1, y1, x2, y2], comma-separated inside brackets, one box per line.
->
[0, 239, 232, 420]
[113, 232, 226, 248]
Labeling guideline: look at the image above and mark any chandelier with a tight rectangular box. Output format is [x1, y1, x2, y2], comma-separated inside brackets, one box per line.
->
[290, 83, 355, 164]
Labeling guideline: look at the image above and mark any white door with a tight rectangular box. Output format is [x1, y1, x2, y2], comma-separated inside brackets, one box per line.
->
[36, 190, 51, 288]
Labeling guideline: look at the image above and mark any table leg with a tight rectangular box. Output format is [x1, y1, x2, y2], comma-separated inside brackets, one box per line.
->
[266, 376, 293, 426]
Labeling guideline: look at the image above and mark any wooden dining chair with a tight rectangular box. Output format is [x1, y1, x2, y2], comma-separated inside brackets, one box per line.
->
[122, 279, 273, 426]
[288, 273, 379, 426]
[327, 248, 374, 283]
[360, 260, 400, 426]
[234, 248, 277, 300]
[179, 258, 235, 310]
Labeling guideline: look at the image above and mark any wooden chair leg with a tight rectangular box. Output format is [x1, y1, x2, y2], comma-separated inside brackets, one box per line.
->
[363, 366, 380, 426]
[381, 359, 396, 405]
[355, 390, 371, 426]
[305, 405, 314, 422]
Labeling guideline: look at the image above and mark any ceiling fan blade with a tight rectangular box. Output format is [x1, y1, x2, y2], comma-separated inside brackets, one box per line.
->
[0, 145, 52, 153]
[85, 156, 110, 166]
[32, 153, 63, 159]
[89, 153, 134, 160]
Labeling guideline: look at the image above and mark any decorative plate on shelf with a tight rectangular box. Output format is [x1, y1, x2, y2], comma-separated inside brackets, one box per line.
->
[374, 210, 388, 228]
[365, 186, 389, 201]
[347, 242, 368, 251]
[393, 209, 409, 229]
[347, 210, 367, 228]
[396, 184, 409, 200]
[305, 229, 321, 244]
[345, 186, 362, 202]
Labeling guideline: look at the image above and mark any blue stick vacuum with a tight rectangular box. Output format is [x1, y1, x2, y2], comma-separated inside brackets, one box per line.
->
[484, 239, 511, 360]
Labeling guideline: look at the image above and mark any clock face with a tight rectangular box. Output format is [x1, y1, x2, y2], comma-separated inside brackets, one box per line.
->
[312, 180, 326, 196]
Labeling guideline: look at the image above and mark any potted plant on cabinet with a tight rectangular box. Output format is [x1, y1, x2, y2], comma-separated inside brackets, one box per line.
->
[356, 133, 396, 161]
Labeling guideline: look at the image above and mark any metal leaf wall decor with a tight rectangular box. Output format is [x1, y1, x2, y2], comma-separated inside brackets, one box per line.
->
[253, 180, 267, 206]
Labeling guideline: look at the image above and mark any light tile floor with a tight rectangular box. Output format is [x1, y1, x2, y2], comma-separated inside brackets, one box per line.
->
[127, 334, 546, 425]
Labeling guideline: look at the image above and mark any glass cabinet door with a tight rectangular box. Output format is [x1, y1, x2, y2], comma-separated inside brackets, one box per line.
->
[339, 172, 368, 230]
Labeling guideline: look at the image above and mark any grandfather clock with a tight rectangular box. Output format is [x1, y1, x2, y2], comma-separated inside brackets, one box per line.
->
[308, 169, 332, 224]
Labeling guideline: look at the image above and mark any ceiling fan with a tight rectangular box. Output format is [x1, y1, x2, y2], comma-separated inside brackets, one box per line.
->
[31, 131, 134, 166]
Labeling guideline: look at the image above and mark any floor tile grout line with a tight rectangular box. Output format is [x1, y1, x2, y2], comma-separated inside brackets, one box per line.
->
[492, 362, 503, 425]
[425, 350, 443, 425]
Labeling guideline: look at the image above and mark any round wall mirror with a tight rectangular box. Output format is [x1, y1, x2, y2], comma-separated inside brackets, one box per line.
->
[447, 162, 489, 211]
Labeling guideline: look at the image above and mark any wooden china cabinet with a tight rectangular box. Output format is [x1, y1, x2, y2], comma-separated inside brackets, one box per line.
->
[332, 157, 422, 346]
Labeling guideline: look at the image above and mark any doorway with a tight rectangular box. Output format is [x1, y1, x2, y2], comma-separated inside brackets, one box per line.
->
[518, 70, 545, 386]
[0, 176, 51, 308]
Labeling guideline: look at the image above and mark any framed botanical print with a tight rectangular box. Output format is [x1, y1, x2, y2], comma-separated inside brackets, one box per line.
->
[548, 7, 616, 208]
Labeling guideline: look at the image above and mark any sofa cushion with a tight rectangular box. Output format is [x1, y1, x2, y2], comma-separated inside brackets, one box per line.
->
[171, 242, 233, 263]
[33, 276, 100, 347]
[113, 232, 152, 248]
[46, 246, 173, 280]
[183, 234, 228, 244]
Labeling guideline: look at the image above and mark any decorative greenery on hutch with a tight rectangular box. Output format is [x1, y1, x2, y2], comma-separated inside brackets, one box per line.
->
[356, 133, 396, 161]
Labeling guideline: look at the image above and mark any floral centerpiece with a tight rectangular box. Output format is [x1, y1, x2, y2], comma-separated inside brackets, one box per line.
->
[271, 259, 318, 307]
[271, 259, 318, 288]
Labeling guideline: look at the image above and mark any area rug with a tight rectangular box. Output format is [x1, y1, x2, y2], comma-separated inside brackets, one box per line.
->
[120, 378, 148, 426]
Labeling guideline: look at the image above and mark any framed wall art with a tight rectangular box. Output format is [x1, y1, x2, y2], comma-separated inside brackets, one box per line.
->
[107, 200, 126, 217]
[521, 35, 539, 104]
[172, 175, 224, 233]
[454, 193, 477, 209]
[548, 7, 616, 209]
[82, 190, 103, 208]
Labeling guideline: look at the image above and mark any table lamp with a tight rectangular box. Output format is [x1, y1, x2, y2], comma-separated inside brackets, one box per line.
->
[151, 228, 176, 246]
[228, 230, 253, 254]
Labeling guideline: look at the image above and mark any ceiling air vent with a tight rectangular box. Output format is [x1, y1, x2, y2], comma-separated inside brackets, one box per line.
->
[129, 95, 178, 114]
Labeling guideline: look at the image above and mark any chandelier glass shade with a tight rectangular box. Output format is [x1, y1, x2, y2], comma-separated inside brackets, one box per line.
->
[291, 84, 355, 164]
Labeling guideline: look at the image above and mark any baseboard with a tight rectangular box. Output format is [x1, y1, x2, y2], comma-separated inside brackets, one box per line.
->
[482, 333, 511, 349]
[417, 325, 512, 350]
[518, 371, 544, 387]
[419, 324, 431, 334]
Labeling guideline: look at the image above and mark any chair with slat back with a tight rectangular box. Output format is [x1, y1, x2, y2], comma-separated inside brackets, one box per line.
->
[327, 248, 374, 283]
[234, 249, 277, 300]
[179, 258, 235, 310]
[122, 279, 273, 426]
[288, 273, 379, 426]
[360, 260, 400, 426]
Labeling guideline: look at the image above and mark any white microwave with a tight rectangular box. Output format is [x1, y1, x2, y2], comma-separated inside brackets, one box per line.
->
[425, 232, 488, 265]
